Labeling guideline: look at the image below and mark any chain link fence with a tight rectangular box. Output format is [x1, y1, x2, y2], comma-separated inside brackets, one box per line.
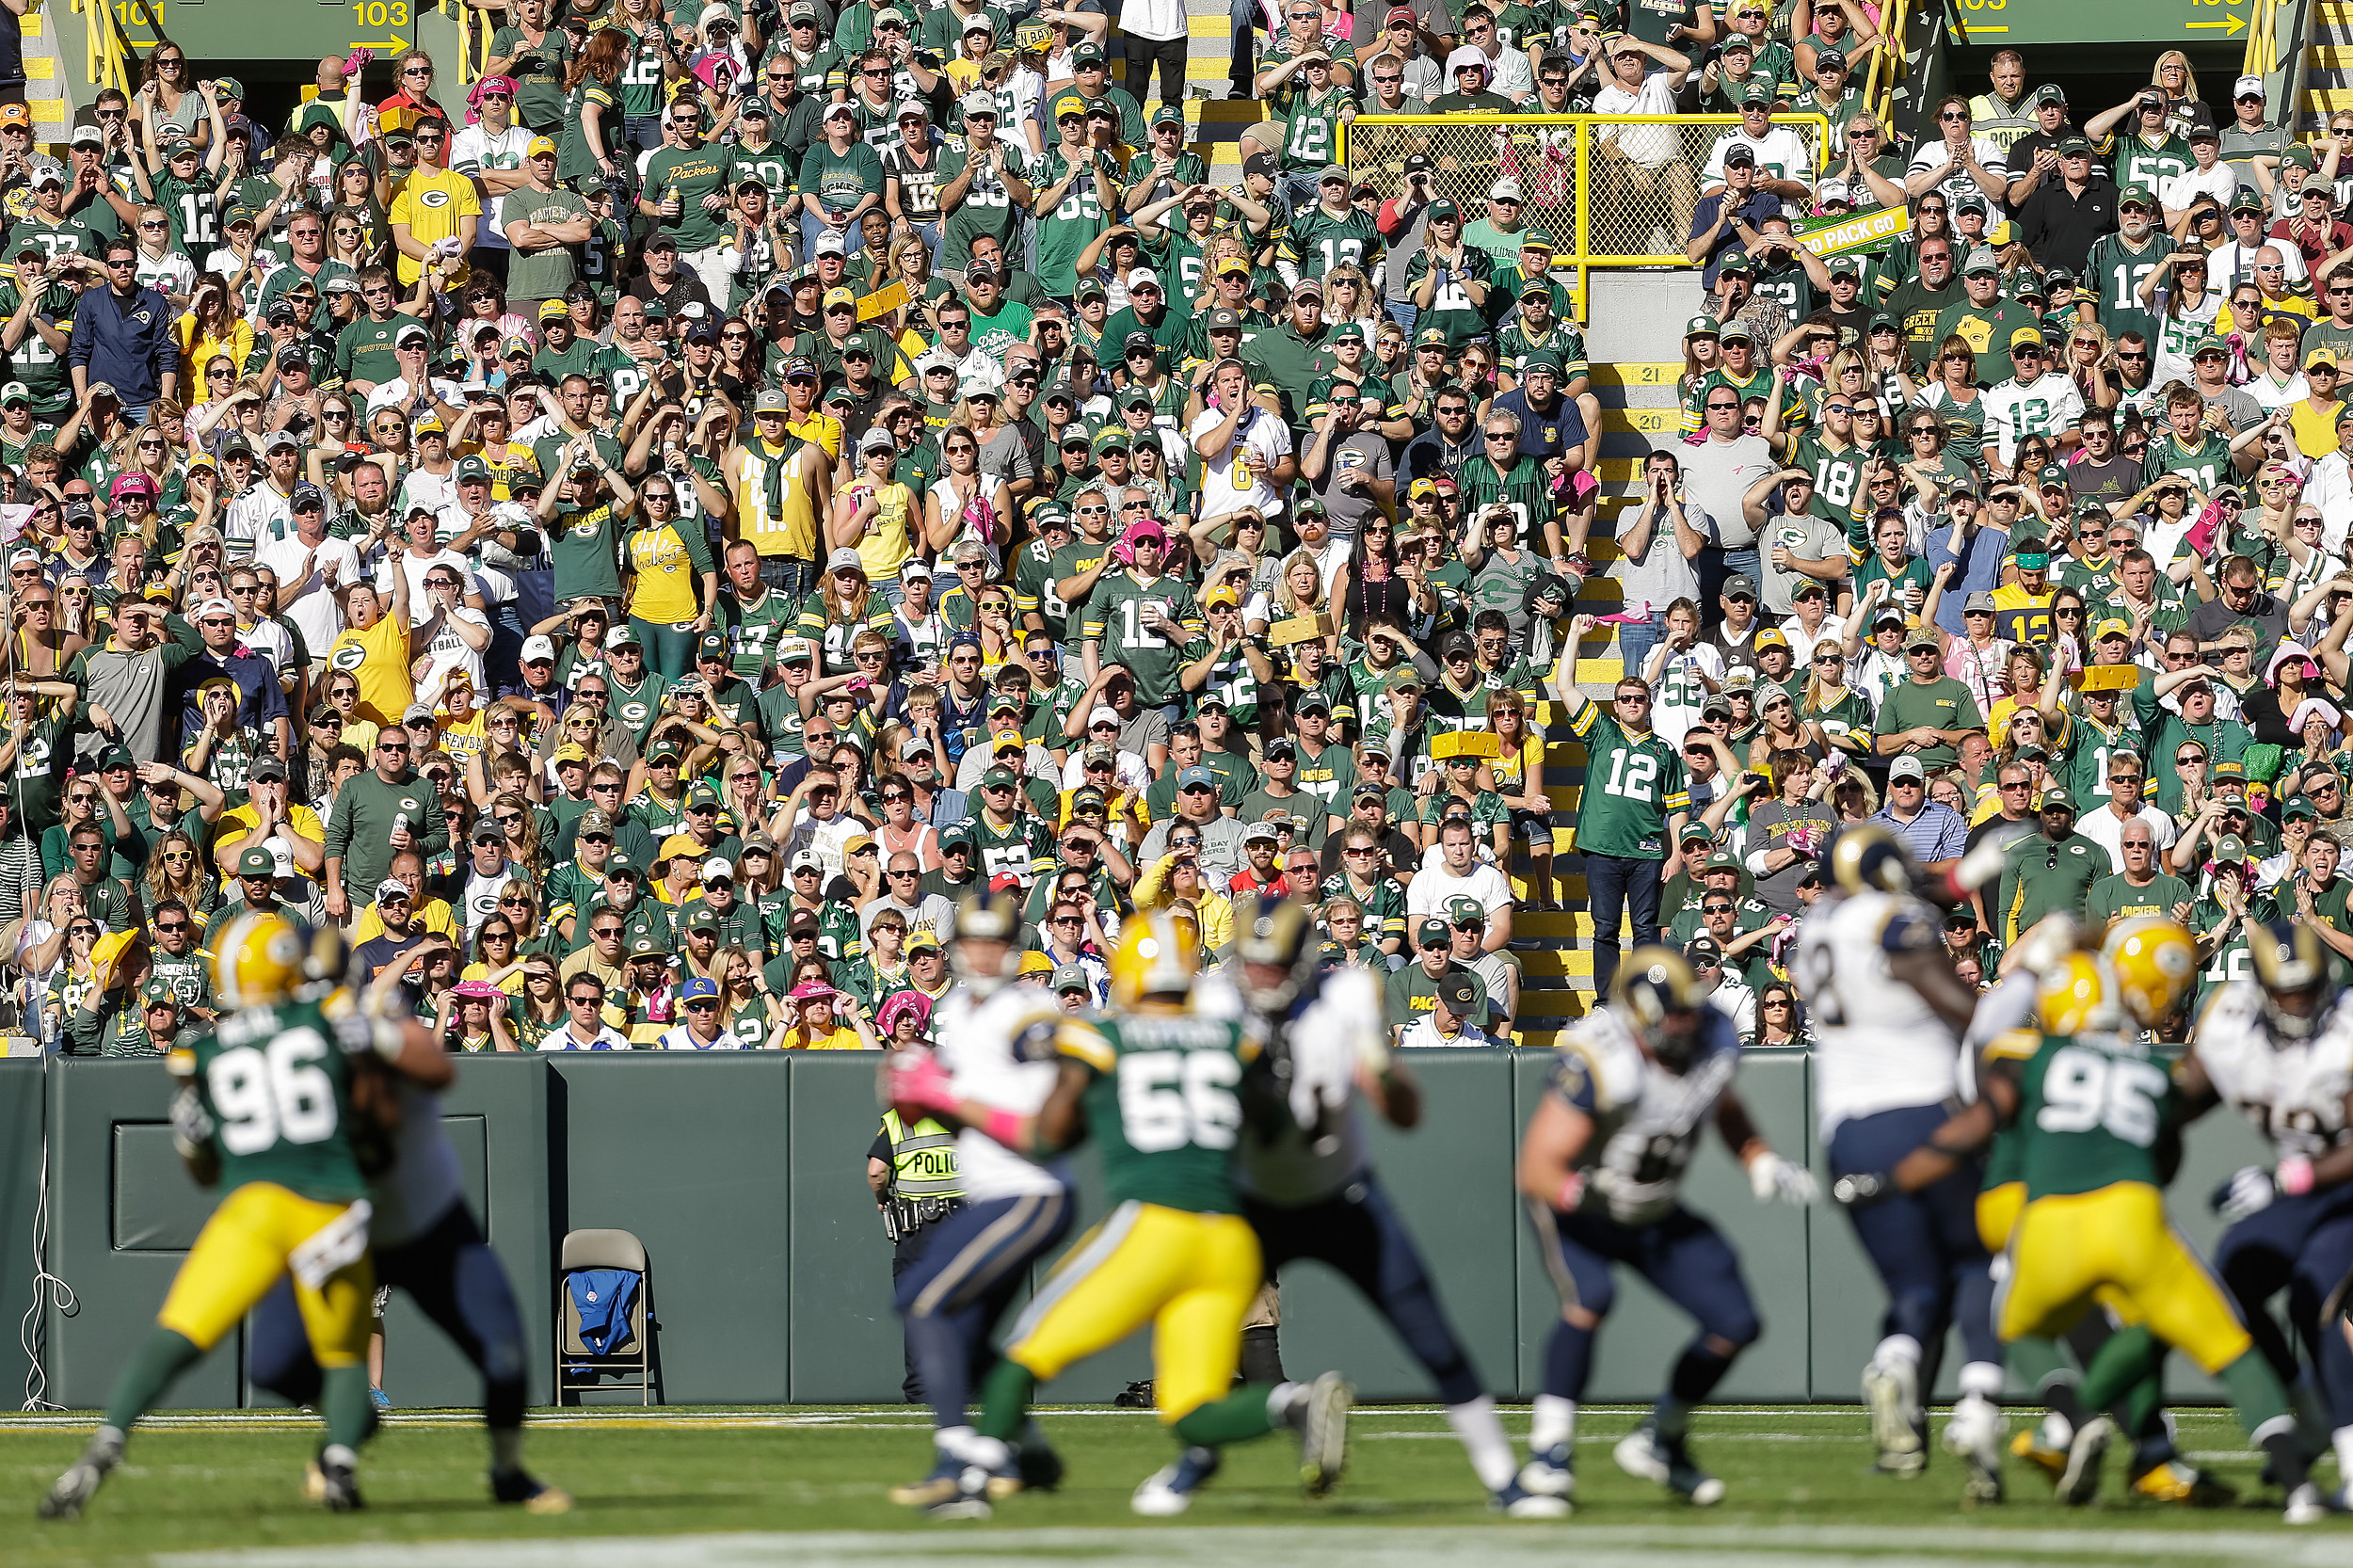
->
[1343, 114, 1827, 265]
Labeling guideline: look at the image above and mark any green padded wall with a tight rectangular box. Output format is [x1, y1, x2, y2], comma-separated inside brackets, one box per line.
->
[785, 1052, 907, 1403]
[0, 1061, 44, 1404]
[547, 1055, 793, 1403]
[46, 1060, 243, 1411]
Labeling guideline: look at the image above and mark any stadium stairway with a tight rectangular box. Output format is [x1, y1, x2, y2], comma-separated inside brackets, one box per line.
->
[2307, 0, 2353, 136]
[18, 3, 67, 154]
[1182, 0, 1261, 182]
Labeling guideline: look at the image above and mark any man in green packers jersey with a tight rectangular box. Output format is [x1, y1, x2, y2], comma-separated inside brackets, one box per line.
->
[1555, 660, 1690, 996]
[1082, 518, 1206, 707]
[1283, 168, 1385, 284]
[0, 245, 79, 422]
[39, 913, 453, 1520]
[1032, 96, 1117, 300]
[717, 537, 800, 682]
[1455, 415, 1560, 557]
[893, 908, 1353, 1518]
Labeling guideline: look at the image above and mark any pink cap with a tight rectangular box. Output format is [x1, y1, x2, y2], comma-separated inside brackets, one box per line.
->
[109, 472, 156, 500]
[787, 978, 837, 1001]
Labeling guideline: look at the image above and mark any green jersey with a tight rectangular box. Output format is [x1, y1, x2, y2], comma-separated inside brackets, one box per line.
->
[549, 501, 625, 603]
[618, 24, 671, 118]
[1453, 454, 1555, 552]
[1565, 702, 1689, 860]
[1083, 570, 1205, 705]
[1061, 1009, 1253, 1213]
[2082, 231, 2174, 353]
[720, 585, 800, 680]
[559, 79, 622, 186]
[179, 992, 371, 1204]
[646, 143, 740, 252]
[9, 212, 95, 266]
[1991, 1029, 2177, 1201]
[0, 278, 72, 415]
[1404, 247, 1495, 349]
[968, 810, 1054, 888]
[2193, 889, 2280, 1007]
[2140, 429, 2234, 494]
[1278, 84, 1352, 172]
[1032, 147, 1114, 297]
[153, 169, 220, 260]
[936, 138, 1031, 272]
[1282, 202, 1384, 281]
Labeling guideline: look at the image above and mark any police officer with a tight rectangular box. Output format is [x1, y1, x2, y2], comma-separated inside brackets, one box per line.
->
[870, 1082, 965, 1402]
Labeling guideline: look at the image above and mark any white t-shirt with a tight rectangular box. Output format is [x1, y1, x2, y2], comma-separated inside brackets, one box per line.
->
[254, 532, 364, 655]
[2158, 161, 2239, 223]
[1190, 401, 1292, 520]
[415, 604, 490, 701]
[1593, 72, 1680, 166]
[135, 248, 198, 300]
[1649, 642, 1725, 751]
[450, 122, 536, 248]
[1405, 858, 1513, 920]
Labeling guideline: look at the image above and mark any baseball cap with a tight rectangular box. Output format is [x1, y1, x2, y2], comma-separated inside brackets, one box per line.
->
[1436, 973, 1481, 1015]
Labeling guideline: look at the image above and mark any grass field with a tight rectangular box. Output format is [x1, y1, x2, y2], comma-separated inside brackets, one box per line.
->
[1, 1403, 2346, 1567]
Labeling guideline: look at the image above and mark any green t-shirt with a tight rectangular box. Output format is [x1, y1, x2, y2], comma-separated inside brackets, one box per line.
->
[334, 313, 408, 389]
[500, 185, 587, 303]
[549, 501, 625, 602]
[186, 993, 371, 1205]
[1064, 1010, 1252, 1212]
[488, 24, 572, 130]
[1874, 674, 1982, 771]
[1032, 146, 1114, 296]
[645, 142, 741, 252]
[2084, 870, 2194, 928]
[559, 79, 622, 186]
[1565, 702, 1688, 860]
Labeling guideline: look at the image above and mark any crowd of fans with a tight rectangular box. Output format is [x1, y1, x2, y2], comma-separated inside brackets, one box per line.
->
[0, 5, 2341, 1057]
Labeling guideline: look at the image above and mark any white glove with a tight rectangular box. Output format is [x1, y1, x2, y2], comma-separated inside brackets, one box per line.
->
[1951, 830, 2012, 897]
[1749, 1152, 1818, 1206]
[2216, 1164, 2279, 1224]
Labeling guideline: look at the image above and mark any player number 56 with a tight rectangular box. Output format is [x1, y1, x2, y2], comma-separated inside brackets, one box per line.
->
[1117, 1048, 1242, 1152]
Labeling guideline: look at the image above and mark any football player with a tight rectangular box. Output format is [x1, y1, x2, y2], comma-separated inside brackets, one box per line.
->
[1843, 921, 2335, 1522]
[243, 944, 568, 1514]
[1800, 824, 2009, 1480]
[888, 911, 1353, 1518]
[40, 915, 451, 1520]
[884, 890, 1077, 1512]
[1229, 895, 1567, 1517]
[1515, 945, 1816, 1507]
[2179, 921, 2353, 1490]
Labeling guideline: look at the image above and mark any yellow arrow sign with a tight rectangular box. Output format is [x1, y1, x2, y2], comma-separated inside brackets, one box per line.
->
[348, 36, 410, 51]
[2186, 13, 2246, 32]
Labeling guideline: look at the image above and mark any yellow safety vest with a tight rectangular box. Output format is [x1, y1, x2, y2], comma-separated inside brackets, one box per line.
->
[882, 1109, 963, 1201]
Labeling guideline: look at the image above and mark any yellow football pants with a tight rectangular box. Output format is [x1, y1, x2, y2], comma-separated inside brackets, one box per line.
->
[1995, 1183, 2250, 1374]
[157, 1183, 374, 1366]
[1005, 1201, 1263, 1423]
[1981, 1179, 2143, 1327]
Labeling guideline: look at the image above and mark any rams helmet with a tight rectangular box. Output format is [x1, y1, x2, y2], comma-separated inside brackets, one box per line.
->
[2249, 920, 2330, 1040]
[1612, 945, 1710, 1071]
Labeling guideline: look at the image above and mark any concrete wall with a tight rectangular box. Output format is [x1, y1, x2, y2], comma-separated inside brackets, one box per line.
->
[8, 1049, 2270, 1408]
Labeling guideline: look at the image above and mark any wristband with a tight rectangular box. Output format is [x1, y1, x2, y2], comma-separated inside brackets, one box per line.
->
[1553, 1171, 1586, 1213]
[2279, 1153, 2316, 1197]
[981, 1108, 1026, 1149]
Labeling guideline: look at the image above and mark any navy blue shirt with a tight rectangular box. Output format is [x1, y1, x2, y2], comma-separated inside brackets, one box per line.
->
[1491, 388, 1589, 463]
[1688, 188, 1784, 291]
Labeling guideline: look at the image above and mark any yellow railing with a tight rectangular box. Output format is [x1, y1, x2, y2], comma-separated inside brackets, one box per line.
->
[2245, 0, 2281, 77]
[1865, 0, 1907, 136]
[445, 0, 483, 86]
[70, 0, 132, 95]
[1339, 113, 1830, 322]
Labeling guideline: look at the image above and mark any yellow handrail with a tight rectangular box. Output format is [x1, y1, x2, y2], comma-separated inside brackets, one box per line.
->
[445, 0, 481, 86]
[1865, 0, 1907, 133]
[71, 0, 130, 94]
[2244, 0, 2280, 78]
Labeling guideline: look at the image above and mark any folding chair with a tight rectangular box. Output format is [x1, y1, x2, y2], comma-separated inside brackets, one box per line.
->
[555, 1228, 655, 1405]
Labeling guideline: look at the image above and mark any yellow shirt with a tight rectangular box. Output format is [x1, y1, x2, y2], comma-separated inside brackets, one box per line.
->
[327, 612, 414, 727]
[206, 802, 326, 882]
[780, 1023, 865, 1050]
[349, 895, 460, 945]
[850, 480, 917, 584]
[731, 439, 819, 562]
[388, 167, 485, 288]
[460, 959, 527, 996]
[2288, 397, 2345, 460]
[627, 520, 706, 623]
[785, 409, 843, 462]
[179, 312, 253, 390]
[439, 710, 488, 765]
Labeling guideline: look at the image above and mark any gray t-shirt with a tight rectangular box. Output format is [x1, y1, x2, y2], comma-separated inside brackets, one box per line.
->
[1617, 491, 1714, 617]
[1309, 430, 1394, 540]
[1755, 506, 1850, 615]
[1679, 433, 1777, 550]
[499, 186, 588, 304]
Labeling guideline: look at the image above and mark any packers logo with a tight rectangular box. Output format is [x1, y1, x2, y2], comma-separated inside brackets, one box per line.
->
[329, 642, 366, 671]
[620, 700, 650, 726]
[399, 796, 421, 814]
[418, 188, 454, 209]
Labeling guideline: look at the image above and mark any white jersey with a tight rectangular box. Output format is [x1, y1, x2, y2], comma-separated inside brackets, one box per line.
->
[2192, 979, 2353, 1161]
[1549, 1003, 1742, 1227]
[935, 981, 1070, 1202]
[368, 1079, 467, 1249]
[1795, 888, 1965, 1140]
[1237, 967, 1384, 1206]
[1959, 969, 2040, 1103]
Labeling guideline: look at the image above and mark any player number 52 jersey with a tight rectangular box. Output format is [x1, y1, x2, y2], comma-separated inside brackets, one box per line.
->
[1060, 1012, 1257, 1215]
[168, 992, 372, 1205]
[2192, 979, 2353, 1160]
[1547, 1005, 1741, 1226]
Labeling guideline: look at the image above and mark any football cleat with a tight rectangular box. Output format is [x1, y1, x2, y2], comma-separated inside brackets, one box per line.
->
[2057, 1415, 2111, 1507]
[318, 1446, 364, 1512]
[2282, 1482, 2345, 1525]
[1615, 1419, 1725, 1506]
[888, 1455, 964, 1508]
[36, 1426, 123, 1520]
[1943, 1394, 2006, 1506]
[1517, 1440, 1575, 1499]
[1864, 1361, 1925, 1475]
[491, 1468, 573, 1514]
[926, 1464, 995, 1521]
[1293, 1372, 1353, 1497]
[2127, 1459, 2233, 1507]
[1132, 1447, 1221, 1517]
[2011, 1425, 2068, 1485]
[1492, 1480, 1573, 1518]
[1013, 1421, 1064, 1495]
